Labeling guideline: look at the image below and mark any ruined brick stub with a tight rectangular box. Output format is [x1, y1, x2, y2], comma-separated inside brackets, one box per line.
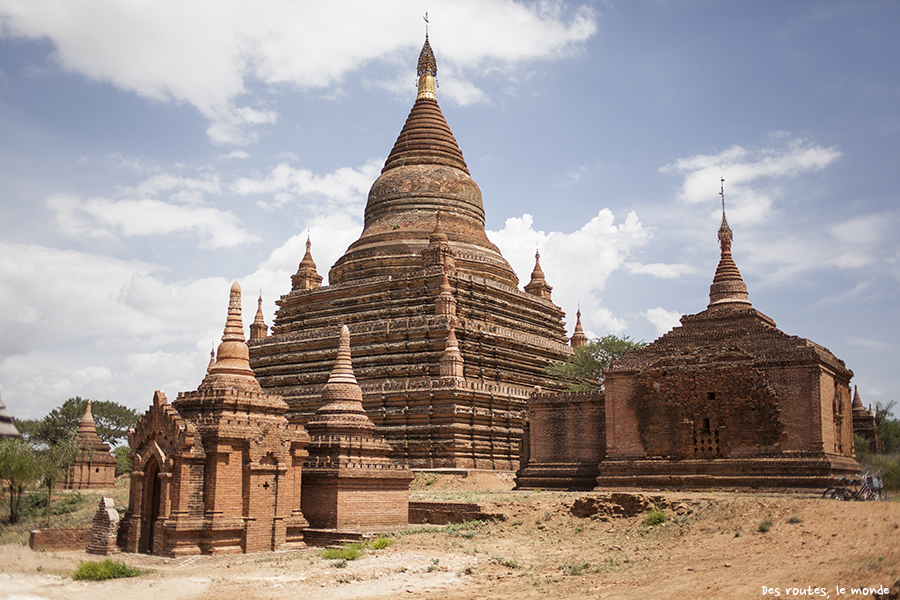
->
[86, 497, 119, 555]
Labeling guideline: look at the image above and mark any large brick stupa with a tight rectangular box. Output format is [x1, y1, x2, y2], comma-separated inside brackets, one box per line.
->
[250, 35, 572, 470]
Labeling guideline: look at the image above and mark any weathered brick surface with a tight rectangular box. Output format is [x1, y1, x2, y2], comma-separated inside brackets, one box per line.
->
[408, 501, 505, 525]
[65, 402, 116, 489]
[29, 527, 91, 551]
[299, 326, 413, 533]
[529, 218, 860, 490]
[598, 222, 858, 488]
[517, 391, 605, 490]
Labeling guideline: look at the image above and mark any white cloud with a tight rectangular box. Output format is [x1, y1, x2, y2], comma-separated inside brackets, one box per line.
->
[0, 0, 597, 144]
[0, 240, 260, 416]
[625, 262, 697, 279]
[643, 307, 682, 336]
[489, 209, 649, 337]
[231, 159, 381, 212]
[47, 194, 259, 249]
[660, 138, 841, 224]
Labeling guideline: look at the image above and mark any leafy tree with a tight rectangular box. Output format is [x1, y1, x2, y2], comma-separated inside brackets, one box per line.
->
[37, 437, 79, 525]
[21, 397, 141, 448]
[0, 438, 41, 524]
[875, 400, 900, 454]
[113, 446, 132, 476]
[544, 334, 647, 391]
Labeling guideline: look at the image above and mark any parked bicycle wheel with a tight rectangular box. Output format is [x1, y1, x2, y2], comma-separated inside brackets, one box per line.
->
[830, 488, 851, 501]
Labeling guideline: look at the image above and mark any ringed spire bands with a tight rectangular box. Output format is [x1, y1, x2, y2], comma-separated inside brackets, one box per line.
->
[328, 34, 519, 288]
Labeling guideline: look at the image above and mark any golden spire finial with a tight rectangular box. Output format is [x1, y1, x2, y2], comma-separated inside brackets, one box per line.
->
[417, 15, 437, 101]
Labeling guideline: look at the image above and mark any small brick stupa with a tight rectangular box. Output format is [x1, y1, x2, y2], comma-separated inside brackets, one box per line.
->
[123, 281, 310, 556]
[851, 386, 878, 453]
[301, 325, 412, 533]
[65, 401, 116, 489]
[601, 182, 858, 487]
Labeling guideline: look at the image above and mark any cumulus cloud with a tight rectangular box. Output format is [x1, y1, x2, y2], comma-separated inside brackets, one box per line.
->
[660, 138, 841, 224]
[0, 240, 259, 415]
[47, 194, 259, 249]
[231, 159, 380, 212]
[0, 0, 597, 144]
[643, 307, 682, 336]
[489, 209, 650, 336]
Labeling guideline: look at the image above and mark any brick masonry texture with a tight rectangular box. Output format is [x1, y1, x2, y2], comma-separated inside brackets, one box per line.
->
[29, 527, 91, 551]
[517, 391, 606, 490]
[65, 402, 116, 489]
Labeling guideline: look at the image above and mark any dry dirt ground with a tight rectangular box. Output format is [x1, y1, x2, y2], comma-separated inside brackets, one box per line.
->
[2, 472, 899, 600]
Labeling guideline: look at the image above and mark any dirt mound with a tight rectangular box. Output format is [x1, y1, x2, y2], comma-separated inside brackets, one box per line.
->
[410, 470, 516, 491]
[569, 492, 693, 519]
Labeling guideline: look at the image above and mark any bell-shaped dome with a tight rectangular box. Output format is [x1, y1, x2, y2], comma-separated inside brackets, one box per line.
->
[328, 35, 518, 288]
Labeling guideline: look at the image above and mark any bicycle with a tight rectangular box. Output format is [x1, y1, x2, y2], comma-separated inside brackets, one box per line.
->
[822, 476, 858, 501]
[822, 471, 890, 501]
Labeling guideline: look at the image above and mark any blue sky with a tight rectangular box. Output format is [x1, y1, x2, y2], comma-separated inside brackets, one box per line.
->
[0, 1, 897, 420]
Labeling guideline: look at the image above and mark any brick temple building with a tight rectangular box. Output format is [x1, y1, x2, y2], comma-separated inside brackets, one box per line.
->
[250, 35, 572, 470]
[123, 282, 311, 556]
[65, 401, 116, 489]
[851, 386, 878, 453]
[519, 188, 860, 489]
[599, 196, 859, 488]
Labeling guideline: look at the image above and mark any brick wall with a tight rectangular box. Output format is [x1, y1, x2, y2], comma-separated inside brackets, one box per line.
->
[29, 527, 91, 551]
[516, 391, 605, 490]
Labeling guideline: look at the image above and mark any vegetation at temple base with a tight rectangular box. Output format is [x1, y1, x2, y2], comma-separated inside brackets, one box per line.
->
[2, 396, 137, 526]
[544, 334, 647, 391]
[72, 559, 142, 581]
[15, 397, 141, 448]
[856, 400, 900, 491]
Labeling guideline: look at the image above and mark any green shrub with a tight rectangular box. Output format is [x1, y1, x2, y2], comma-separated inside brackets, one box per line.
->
[320, 543, 363, 561]
[643, 507, 666, 526]
[491, 555, 520, 569]
[758, 520, 773, 533]
[113, 446, 132, 476]
[52, 492, 85, 515]
[788, 516, 803, 524]
[72, 560, 142, 581]
[368, 536, 393, 550]
[19, 492, 47, 518]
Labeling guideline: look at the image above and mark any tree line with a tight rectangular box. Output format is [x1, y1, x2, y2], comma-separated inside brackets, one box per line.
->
[0, 397, 140, 524]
